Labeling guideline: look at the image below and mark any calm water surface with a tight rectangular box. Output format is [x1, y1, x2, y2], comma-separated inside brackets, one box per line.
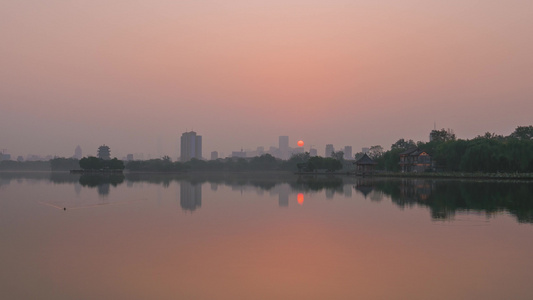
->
[1, 172, 533, 300]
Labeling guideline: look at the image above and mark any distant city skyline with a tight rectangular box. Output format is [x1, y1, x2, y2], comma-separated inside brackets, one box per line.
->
[0, 125, 530, 161]
[0, 131, 364, 161]
[1, 1, 532, 159]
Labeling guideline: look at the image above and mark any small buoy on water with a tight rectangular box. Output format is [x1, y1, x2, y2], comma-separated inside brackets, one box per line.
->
[64, 207, 66, 211]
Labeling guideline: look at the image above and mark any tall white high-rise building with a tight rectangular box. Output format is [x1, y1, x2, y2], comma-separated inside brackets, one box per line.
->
[180, 131, 202, 162]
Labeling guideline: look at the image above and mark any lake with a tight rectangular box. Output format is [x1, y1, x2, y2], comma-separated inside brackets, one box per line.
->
[1, 172, 533, 300]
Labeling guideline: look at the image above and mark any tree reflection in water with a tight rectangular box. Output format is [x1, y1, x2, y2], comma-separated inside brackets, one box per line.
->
[2, 172, 532, 223]
[79, 174, 125, 197]
[357, 178, 533, 223]
[69, 173, 533, 222]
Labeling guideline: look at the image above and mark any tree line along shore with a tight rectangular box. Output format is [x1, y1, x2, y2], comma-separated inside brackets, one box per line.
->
[1, 126, 532, 177]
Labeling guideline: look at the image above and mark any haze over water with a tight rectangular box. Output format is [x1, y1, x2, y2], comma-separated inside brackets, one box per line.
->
[1, 173, 533, 299]
[1, 1, 533, 158]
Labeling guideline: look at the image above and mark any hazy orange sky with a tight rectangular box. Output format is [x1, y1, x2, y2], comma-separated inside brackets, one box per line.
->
[1, 0, 532, 159]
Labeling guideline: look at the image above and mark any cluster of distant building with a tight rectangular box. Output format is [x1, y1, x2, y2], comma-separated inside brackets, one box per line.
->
[142, 131, 433, 174]
[0, 131, 369, 164]
[0, 153, 54, 162]
[179, 180, 356, 212]
[178, 131, 360, 162]
[0, 145, 83, 163]
[225, 135, 307, 161]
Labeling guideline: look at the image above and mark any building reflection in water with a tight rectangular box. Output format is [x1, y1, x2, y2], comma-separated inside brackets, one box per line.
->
[355, 178, 375, 198]
[74, 182, 81, 196]
[278, 184, 289, 207]
[369, 190, 384, 202]
[2, 172, 532, 224]
[343, 184, 352, 197]
[180, 181, 202, 212]
[398, 179, 434, 202]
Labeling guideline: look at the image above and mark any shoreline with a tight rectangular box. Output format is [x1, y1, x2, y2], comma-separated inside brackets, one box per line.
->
[69, 169, 123, 174]
[2, 169, 533, 180]
[372, 171, 533, 180]
[296, 171, 533, 180]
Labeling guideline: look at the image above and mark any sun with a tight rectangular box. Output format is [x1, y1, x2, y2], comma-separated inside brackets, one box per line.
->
[297, 140, 304, 147]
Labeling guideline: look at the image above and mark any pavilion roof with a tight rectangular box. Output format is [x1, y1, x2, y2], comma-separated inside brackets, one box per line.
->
[399, 147, 429, 157]
[399, 147, 419, 156]
[354, 153, 377, 165]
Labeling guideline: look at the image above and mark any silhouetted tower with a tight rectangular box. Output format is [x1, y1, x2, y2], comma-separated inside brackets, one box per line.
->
[97, 145, 111, 160]
[279, 136, 289, 160]
[344, 146, 352, 160]
[180, 131, 202, 162]
[325, 144, 334, 157]
[210, 151, 219, 160]
[73, 145, 82, 159]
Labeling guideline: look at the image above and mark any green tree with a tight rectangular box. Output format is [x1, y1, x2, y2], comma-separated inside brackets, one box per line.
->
[79, 157, 103, 170]
[368, 145, 384, 159]
[476, 132, 503, 140]
[125, 159, 188, 172]
[184, 158, 208, 170]
[509, 126, 533, 140]
[323, 157, 342, 172]
[391, 138, 416, 150]
[433, 140, 468, 171]
[250, 154, 279, 170]
[330, 151, 344, 162]
[354, 152, 365, 160]
[106, 158, 125, 170]
[430, 129, 456, 143]
[380, 148, 404, 171]
[282, 152, 310, 171]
